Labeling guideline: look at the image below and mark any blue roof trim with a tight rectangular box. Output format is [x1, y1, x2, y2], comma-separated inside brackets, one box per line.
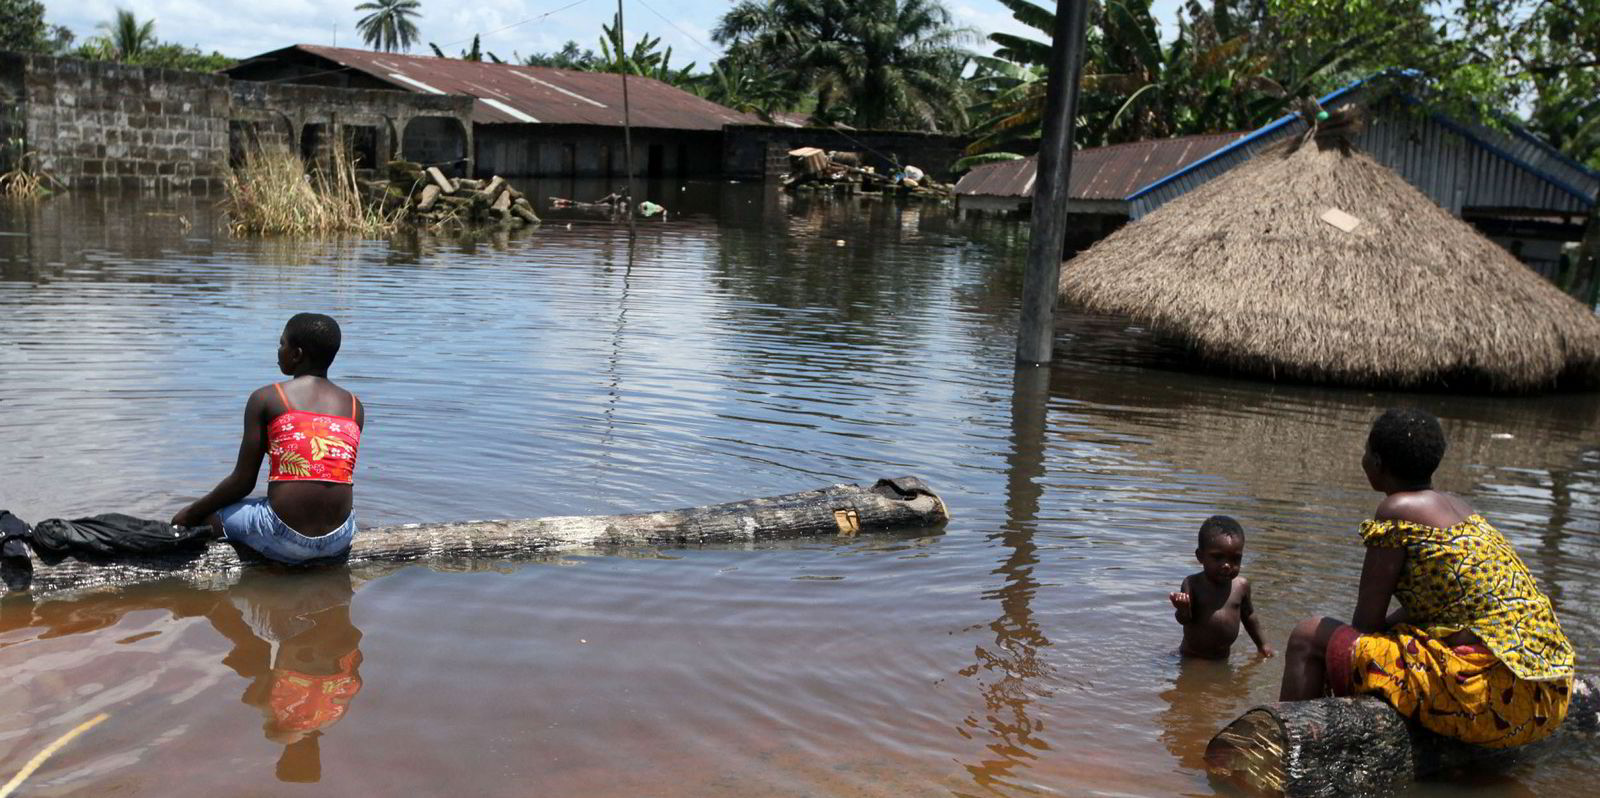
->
[1507, 123, 1600, 181]
[1389, 93, 1597, 208]
[1122, 69, 1598, 209]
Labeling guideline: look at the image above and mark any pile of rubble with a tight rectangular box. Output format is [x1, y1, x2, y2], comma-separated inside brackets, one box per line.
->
[364, 161, 541, 228]
[780, 148, 954, 199]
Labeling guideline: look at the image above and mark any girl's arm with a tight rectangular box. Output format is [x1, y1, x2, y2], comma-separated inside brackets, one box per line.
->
[1240, 582, 1275, 656]
[172, 390, 270, 527]
[1351, 546, 1405, 633]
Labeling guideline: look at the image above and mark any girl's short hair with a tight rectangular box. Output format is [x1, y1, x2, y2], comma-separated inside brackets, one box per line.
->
[285, 313, 341, 368]
[1367, 407, 1447, 483]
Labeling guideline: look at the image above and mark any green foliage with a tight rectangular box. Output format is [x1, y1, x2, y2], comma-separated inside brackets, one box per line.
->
[0, 0, 72, 53]
[355, 0, 421, 53]
[597, 13, 696, 85]
[430, 35, 504, 63]
[964, 0, 1600, 173]
[521, 41, 602, 70]
[97, 8, 154, 60]
[711, 0, 975, 132]
[68, 8, 233, 71]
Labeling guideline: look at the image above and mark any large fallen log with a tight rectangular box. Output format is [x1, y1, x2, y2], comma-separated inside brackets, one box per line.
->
[1204, 675, 1600, 797]
[1, 477, 947, 598]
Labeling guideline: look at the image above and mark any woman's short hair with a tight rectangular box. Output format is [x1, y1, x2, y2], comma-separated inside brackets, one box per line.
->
[284, 313, 341, 368]
[1367, 407, 1447, 483]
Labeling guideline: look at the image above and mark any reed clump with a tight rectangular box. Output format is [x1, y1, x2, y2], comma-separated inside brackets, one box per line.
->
[223, 144, 402, 236]
[0, 149, 61, 199]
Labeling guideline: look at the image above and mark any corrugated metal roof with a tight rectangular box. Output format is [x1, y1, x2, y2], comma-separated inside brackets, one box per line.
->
[954, 132, 1247, 201]
[286, 45, 762, 130]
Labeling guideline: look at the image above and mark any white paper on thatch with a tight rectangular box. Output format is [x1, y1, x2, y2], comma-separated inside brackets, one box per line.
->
[1320, 207, 1362, 232]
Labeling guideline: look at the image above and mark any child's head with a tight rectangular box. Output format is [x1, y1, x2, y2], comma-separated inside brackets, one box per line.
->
[1196, 515, 1244, 585]
[1363, 407, 1446, 490]
[279, 313, 342, 374]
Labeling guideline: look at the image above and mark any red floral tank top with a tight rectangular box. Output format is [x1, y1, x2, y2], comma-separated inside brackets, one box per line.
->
[268, 383, 362, 484]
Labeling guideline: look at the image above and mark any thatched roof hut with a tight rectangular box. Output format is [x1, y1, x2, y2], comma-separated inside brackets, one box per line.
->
[1059, 135, 1600, 391]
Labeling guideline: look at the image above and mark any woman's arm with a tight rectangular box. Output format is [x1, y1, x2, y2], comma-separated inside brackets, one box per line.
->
[172, 390, 270, 527]
[1351, 545, 1406, 632]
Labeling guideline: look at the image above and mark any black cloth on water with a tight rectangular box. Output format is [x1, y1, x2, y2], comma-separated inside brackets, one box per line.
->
[0, 510, 31, 561]
[22, 513, 212, 564]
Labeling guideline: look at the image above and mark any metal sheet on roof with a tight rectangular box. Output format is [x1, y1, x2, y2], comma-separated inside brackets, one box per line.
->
[295, 45, 762, 129]
[955, 132, 1246, 200]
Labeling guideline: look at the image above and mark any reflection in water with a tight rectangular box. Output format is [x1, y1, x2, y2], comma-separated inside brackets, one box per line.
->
[1158, 656, 1264, 773]
[957, 365, 1054, 795]
[0, 568, 364, 785]
[205, 568, 363, 783]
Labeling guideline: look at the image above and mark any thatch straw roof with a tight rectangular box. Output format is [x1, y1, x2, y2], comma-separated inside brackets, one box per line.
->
[1059, 137, 1600, 391]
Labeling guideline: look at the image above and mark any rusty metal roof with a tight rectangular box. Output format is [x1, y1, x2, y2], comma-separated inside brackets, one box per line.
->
[279, 45, 762, 130]
[955, 132, 1247, 201]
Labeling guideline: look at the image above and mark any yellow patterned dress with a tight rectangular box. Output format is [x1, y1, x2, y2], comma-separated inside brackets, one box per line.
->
[1325, 515, 1575, 748]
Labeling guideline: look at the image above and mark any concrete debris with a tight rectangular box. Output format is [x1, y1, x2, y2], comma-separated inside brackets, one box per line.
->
[781, 151, 954, 200]
[372, 160, 541, 229]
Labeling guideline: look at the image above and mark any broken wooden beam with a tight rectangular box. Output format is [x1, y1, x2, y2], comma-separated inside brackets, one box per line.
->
[1, 478, 948, 598]
[1204, 676, 1600, 797]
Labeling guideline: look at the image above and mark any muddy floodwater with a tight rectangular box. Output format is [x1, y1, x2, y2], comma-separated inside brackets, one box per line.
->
[2, 184, 1597, 796]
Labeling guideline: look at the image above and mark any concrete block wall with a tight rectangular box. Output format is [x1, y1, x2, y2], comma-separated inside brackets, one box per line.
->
[0, 52, 475, 193]
[8, 54, 231, 193]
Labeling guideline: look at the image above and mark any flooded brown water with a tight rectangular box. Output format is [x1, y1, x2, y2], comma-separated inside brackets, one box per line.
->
[1, 185, 1597, 796]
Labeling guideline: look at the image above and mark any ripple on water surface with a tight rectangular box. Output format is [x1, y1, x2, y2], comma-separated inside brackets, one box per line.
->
[1, 188, 1597, 797]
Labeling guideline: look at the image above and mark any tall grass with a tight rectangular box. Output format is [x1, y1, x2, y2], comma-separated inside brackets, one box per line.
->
[223, 144, 404, 236]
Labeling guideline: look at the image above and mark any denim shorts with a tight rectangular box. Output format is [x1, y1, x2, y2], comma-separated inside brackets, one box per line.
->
[217, 498, 355, 564]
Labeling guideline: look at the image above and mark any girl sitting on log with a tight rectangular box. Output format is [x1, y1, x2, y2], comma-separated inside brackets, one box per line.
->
[172, 313, 365, 564]
[1278, 408, 1574, 748]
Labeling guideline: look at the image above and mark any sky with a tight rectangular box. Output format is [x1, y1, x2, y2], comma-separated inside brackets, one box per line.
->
[46, 0, 1187, 65]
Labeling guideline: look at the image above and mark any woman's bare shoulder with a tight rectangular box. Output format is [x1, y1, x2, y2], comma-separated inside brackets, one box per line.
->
[1374, 491, 1472, 528]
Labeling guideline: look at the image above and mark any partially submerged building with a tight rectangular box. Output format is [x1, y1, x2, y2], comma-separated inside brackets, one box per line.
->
[224, 45, 762, 179]
[957, 74, 1600, 270]
[1060, 125, 1600, 391]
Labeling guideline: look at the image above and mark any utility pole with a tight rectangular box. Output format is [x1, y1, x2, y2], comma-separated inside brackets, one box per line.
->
[1015, 0, 1090, 364]
[617, 0, 637, 236]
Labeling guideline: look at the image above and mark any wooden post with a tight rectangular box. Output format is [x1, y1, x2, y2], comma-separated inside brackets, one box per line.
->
[1015, 0, 1090, 364]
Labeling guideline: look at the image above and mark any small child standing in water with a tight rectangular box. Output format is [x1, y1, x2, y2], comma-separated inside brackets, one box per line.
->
[1169, 516, 1274, 659]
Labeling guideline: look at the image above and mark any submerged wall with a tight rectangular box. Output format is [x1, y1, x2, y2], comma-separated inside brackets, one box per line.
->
[475, 125, 722, 179]
[0, 53, 474, 192]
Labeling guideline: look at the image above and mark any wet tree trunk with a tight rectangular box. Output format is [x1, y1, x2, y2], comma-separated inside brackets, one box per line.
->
[2, 478, 948, 598]
[1204, 676, 1600, 797]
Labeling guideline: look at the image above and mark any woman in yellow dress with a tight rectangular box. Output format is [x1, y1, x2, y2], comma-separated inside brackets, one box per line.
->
[1278, 408, 1575, 748]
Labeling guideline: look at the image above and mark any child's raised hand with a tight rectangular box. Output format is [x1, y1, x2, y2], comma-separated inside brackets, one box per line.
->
[1168, 592, 1190, 611]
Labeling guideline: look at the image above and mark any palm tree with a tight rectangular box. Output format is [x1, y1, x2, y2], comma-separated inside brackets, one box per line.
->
[712, 0, 974, 132]
[97, 9, 155, 61]
[355, 0, 421, 53]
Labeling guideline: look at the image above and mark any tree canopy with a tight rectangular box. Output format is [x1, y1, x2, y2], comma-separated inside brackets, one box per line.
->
[963, 0, 1600, 171]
